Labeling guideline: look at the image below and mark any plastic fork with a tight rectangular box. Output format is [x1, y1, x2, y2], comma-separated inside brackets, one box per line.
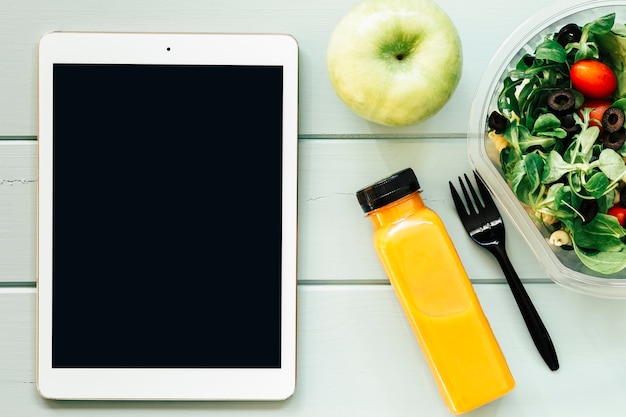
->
[449, 171, 559, 371]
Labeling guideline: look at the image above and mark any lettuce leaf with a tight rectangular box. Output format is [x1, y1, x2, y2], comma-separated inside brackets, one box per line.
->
[597, 29, 626, 98]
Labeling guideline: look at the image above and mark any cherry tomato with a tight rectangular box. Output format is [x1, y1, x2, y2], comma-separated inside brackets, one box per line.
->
[570, 60, 617, 99]
[580, 99, 612, 128]
[607, 204, 626, 227]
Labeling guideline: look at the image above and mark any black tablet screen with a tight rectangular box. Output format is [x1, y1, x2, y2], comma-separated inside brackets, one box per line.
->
[51, 64, 283, 368]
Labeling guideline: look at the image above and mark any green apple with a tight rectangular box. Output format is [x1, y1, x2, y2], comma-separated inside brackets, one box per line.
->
[326, 0, 463, 127]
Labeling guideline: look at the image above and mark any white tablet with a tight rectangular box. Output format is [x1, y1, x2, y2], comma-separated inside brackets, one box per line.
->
[37, 32, 298, 401]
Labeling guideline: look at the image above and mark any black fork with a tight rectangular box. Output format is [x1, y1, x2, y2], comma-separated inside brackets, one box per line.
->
[449, 171, 559, 371]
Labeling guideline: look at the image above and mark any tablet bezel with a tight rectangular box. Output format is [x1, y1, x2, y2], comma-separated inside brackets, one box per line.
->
[37, 32, 298, 401]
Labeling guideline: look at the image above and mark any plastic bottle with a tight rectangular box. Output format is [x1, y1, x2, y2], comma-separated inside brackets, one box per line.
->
[356, 168, 515, 415]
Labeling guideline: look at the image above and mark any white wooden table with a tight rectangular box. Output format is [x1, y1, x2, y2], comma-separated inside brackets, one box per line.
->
[3, 1, 626, 415]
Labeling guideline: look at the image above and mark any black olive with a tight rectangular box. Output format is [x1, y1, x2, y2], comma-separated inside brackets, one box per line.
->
[556, 23, 582, 46]
[547, 89, 576, 115]
[602, 107, 625, 133]
[522, 55, 535, 68]
[559, 112, 576, 128]
[559, 113, 582, 138]
[599, 131, 612, 148]
[488, 111, 508, 132]
[601, 128, 626, 150]
[579, 198, 599, 225]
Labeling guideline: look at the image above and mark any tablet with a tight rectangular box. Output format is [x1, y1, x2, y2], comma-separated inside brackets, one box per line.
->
[37, 32, 298, 401]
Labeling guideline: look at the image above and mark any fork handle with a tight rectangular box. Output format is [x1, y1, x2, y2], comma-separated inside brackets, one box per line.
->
[489, 244, 559, 371]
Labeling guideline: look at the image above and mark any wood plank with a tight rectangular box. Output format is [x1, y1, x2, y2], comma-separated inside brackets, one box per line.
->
[297, 138, 550, 283]
[0, 0, 547, 136]
[0, 139, 549, 284]
[0, 141, 36, 283]
[3, 284, 626, 416]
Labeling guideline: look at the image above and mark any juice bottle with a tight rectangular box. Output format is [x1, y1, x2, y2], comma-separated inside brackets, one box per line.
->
[356, 168, 515, 414]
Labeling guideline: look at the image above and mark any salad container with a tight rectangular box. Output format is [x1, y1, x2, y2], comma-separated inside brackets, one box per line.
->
[468, 0, 626, 298]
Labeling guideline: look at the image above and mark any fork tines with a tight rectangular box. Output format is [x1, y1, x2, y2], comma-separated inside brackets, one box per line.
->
[450, 172, 496, 216]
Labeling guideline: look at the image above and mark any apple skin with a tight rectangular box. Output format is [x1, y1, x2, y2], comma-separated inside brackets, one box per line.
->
[327, 0, 463, 127]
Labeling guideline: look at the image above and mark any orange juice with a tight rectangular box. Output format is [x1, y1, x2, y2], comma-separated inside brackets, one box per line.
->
[356, 168, 514, 414]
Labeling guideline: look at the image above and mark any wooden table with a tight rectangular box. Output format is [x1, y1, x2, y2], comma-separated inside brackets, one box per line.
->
[3, 0, 626, 415]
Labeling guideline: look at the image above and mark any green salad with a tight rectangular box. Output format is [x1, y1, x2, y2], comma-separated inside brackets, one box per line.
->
[489, 13, 626, 275]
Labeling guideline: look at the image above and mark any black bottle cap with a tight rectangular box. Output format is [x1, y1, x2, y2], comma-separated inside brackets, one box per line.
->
[356, 168, 420, 213]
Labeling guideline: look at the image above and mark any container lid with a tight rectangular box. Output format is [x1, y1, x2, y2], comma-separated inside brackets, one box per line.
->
[356, 168, 420, 213]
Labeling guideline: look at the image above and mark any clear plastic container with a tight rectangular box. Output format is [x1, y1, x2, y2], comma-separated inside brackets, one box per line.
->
[468, 0, 626, 298]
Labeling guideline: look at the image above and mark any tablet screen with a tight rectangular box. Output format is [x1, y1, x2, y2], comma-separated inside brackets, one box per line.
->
[51, 63, 284, 369]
